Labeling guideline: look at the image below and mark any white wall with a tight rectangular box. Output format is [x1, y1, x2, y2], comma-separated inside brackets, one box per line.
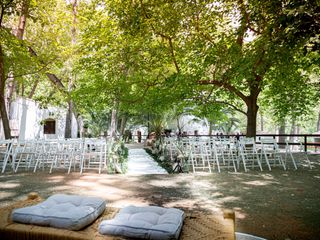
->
[0, 121, 4, 140]
[167, 115, 210, 135]
[0, 97, 78, 140]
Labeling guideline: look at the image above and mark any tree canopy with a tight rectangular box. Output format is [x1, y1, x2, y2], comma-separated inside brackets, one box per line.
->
[1, 0, 319, 138]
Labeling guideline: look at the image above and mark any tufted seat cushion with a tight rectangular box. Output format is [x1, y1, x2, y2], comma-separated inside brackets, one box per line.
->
[99, 205, 184, 240]
[11, 194, 106, 230]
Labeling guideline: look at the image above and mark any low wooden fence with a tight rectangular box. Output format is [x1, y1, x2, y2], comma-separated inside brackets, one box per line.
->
[131, 133, 320, 152]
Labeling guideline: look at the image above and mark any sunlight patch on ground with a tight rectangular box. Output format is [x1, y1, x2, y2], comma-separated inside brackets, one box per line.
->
[68, 180, 132, 195]
[261, 174, 275, 180]
[52, 185, 73, 192]
[243, 180, 274, 186]
[111, 199, 150, 208]
[148, 179, 179, 187]
[0, 191, 15, 200]
[210, 192, 224, 197]
[215, 196, 241, 204]
[68, 180, 97, 187]
[73, 189, 125, 201]
[190, 181, 218, 189]
[48, 175, 66, 182]
[79, 175, 106, 180]
[1, 182, 20, 189]
[98, 178, 124, 184]
[164, 199, 221, 211]
[233, 207, 247, 219]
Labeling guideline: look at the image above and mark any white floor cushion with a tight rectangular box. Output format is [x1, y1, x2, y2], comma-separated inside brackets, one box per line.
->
[11, 194, 106, 230]
[99, 205, 184, 240]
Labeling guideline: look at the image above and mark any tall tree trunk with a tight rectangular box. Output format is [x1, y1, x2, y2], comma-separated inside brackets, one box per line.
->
[208, 121, 213, 136]
[176, 117, 181, 135]
[76, 115, 83, 138]
[245, 97, 258, 137]
[119, 115, 127, 136]
[260, 112, 264, 132]
[21, 81, 25, 96]
[28, 77, 39, 98]
[317, 111, 320, 132]
[289, 119, 296, 142]
[0, 44, 11, 139]
[71, 0, 77, 45]
[16, 0, 29, 40]
[6, 73, 15, 106]
[64, 100, 73, 138]
[278, 120, 286, 148]
[110, 108, 118, 139]
[64, 0, 78, 139]
[7, 0, 30, 103]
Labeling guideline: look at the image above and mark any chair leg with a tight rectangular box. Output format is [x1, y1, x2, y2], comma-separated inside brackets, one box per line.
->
[263, 152, 272, 171]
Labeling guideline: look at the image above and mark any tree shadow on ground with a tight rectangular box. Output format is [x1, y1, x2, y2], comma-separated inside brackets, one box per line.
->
[0, 154, 320, 240]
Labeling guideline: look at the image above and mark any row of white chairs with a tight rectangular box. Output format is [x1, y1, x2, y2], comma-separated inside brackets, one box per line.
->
[163, 136, 311, 173]
[0, 138, 114, 174]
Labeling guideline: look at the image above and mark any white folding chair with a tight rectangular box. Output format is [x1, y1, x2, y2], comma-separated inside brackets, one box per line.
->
[187, 140, 211, 173]
[260, 138, 286, 170]
[215, 138, 238, 172]
[0, 139, 14, 173]
[238, 137, 262, 172]
[67, 139, 85, 174]
[33, 140, 57, 172]
[285, 139, 312, 169]
[49, 140, 74, 173]
[14, 140, 38, 173]
[80, 139, 107, 174]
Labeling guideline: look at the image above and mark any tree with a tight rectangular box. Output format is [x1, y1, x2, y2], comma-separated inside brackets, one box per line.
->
[0, 44, 10, 139]
[73, 0, 184, 137]
[106, 0, 319, 137]
[0, 0, 36, 139]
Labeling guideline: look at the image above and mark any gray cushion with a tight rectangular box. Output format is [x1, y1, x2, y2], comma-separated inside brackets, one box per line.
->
[99, 205, 184, 240]
[11, 194, 106, 230]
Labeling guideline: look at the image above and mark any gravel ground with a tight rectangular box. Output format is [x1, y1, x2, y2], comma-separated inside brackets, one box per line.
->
[0, 152, 319, 240]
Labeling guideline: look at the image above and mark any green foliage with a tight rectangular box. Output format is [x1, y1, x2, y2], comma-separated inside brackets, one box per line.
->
[144, 147, 172, 174]
[2, 0, 319, 137]
[260, 51, 318, 123]
[0, 28, 39, 81]
[83, 109, 111, 137]
[108, 140, 128, 173]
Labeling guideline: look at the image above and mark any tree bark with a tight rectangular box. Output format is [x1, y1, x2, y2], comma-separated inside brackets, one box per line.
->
[28, 77, 39, 98]
[278, 120, 286, 148]
[64, 100, 73, 138]
[208, 121, 215, 136]
[260, 112, 264, 132]
[119, 115, 127, 136]
[245, 97, 258, 138]
[7, 0, 30, 104]
[6, 73, 15, 106]
[176, 117, 181, 135]
[0, 44, 11, 139]
[289, 119, 296, 142]
[76, 115, 83, 138]
[317, 111, 320, 132]
[16, 0, 29, 40]
[110, 108, 118, 139]
[64, 0, 78, 139]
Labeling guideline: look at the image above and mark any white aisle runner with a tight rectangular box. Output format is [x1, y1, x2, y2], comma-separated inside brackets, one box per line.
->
[127, 149, 168, 175]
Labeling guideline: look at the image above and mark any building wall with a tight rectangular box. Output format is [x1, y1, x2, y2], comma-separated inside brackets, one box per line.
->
[167, 115, 210, 135]
[0, 97, 77, 140]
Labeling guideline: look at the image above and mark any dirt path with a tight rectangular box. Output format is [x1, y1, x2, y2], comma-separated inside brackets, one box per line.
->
[1, 153, 319, 240]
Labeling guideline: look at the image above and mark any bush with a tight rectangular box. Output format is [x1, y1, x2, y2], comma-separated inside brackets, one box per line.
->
[144, 147, 174, 173]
